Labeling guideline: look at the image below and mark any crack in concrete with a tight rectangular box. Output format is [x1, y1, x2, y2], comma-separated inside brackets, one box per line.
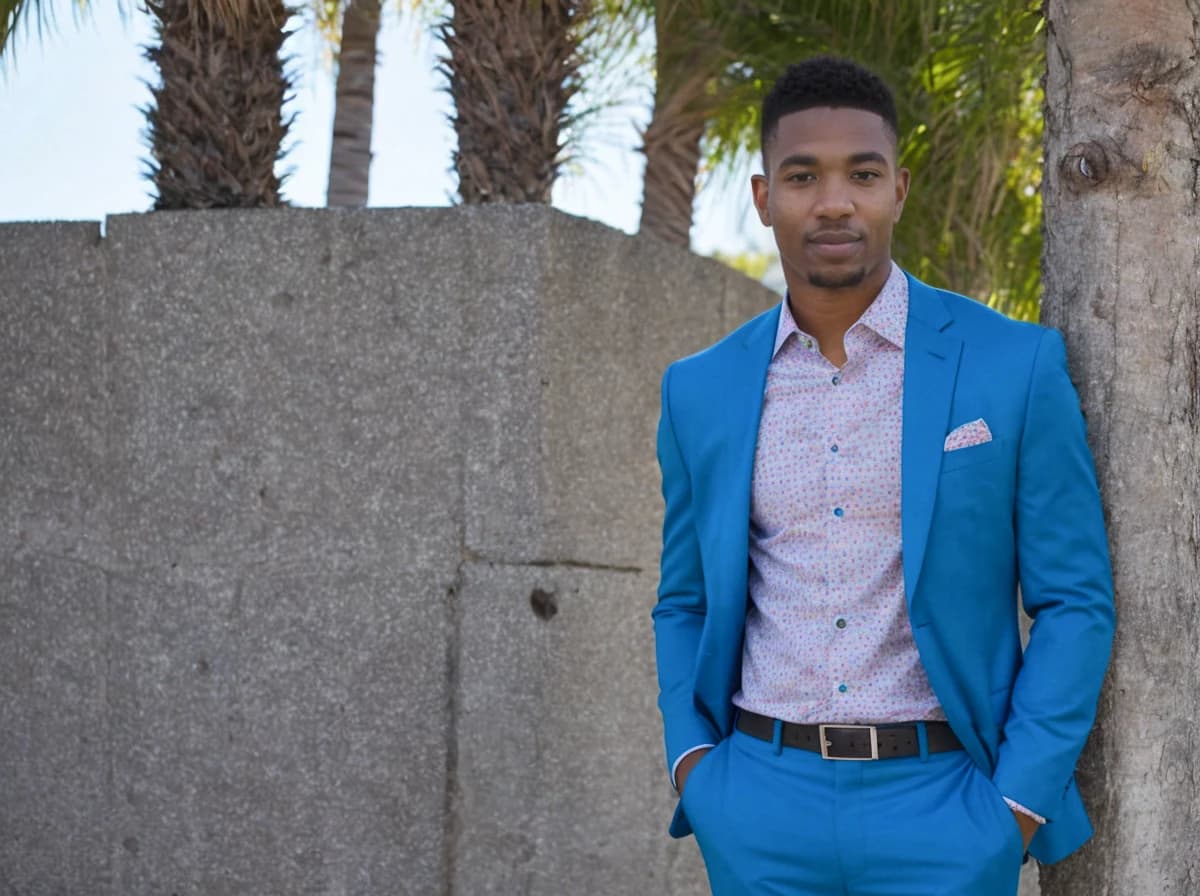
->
[440, 452, 469, 895]
[439, 564, 464, 896]
[459, 547, 643, 575]
[102, 568, 116, 896]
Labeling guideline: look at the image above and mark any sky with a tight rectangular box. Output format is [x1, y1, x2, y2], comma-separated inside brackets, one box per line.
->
[0, 5, 774, 260]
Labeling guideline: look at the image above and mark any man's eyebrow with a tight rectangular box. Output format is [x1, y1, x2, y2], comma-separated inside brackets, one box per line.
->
[776, 151, 890, 169]
[776, 154, 818, 169]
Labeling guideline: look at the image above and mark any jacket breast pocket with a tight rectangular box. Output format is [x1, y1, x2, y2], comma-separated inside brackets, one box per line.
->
[940, 437, 1005, 474]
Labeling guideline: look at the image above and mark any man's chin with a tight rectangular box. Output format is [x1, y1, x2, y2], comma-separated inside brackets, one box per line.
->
[807, 266, 868, 290]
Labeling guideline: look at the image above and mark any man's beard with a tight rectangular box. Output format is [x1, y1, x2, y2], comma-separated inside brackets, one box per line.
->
[808, 266, 867, 289]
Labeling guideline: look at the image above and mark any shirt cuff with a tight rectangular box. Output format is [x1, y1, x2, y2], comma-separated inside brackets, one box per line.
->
[670, 744, 716, 792]
[1003, 796, 1047, 825]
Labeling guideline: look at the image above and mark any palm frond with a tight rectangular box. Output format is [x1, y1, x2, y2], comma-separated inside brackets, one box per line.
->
[1, 0, 109, 64]
[694, 0, 1044, 317]
[1, 0, 40, 59]
[311, 0, 341, 53]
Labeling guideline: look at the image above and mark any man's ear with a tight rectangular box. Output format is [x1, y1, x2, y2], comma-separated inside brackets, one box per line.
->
[893, 167, 911, 222]
[751, 173, 771, 226]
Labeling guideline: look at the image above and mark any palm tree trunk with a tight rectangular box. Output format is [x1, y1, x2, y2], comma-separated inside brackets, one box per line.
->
[1039, 0, 1200, 891]
[326, 0, 382, 207]
[637, 3, 723, 248]
[439, 0, 589, 204]
[144, 0, 291, 209]
[638, 71, 709, 248]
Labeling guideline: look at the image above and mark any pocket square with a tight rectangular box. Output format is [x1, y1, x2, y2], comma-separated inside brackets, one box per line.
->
[944, 418, 992, 452]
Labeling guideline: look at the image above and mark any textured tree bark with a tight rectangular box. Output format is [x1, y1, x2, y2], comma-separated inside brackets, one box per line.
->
[144, 0, 290, 209]
[637, 3, 723, 249]
[439, 0, 588, 204]
[1040, 1, 1200, 892]
[637, 73, 707, 249]
[326, 0, 382, 207]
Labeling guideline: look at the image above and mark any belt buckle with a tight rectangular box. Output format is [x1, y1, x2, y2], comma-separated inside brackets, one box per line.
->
[818, 724, 880, 760]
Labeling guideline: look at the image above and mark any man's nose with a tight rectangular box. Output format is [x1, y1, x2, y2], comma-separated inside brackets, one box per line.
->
[813, 180, 854, 218]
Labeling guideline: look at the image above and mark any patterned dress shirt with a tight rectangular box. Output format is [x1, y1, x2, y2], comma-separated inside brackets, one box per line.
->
[731, 262, 946, 724]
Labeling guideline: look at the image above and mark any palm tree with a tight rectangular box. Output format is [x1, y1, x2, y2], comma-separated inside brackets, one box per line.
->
[893, 0, 1044, 317]
[2, 0, 293, 209]
[636, 0, 1044, 316]
[143, 0, 292, 209]
[316, 0, 384, 207]
[635, 0, 726, 247]
[437, 0, 590, 203]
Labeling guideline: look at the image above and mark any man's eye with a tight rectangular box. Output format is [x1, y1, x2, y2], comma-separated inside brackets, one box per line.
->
[787, 172, 814, 183]
[853, 171, 882, 181]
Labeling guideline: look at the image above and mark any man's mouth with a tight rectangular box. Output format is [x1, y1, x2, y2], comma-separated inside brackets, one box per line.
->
[808, 232, 862, 258]
[809, 231, 861, 245]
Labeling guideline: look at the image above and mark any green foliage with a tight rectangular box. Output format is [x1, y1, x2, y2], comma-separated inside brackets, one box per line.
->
[1, 0, 109, 65]
[1, 0, 45, 61]
[698, 0, 1044, 320]
[904, 0, 1043, 320]
[711, 248, 774, 281]
[307, 0, 430, 63]
[3, 0, 1046, 320]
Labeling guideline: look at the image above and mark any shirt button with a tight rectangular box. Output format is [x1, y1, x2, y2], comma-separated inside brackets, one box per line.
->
[838, 683, 848, 694]
[804, 338, 814, 349]
[835, 617, 847, 629]
[831, 374, 841, 385]
[830, 444, 839, 453]
[833, 507, 844, 517]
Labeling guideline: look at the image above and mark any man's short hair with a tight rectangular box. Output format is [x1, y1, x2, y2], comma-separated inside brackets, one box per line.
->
[760, 56, 900, 164]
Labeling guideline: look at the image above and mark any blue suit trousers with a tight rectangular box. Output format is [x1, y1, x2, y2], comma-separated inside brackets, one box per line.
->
[681, 729, 1024, 896]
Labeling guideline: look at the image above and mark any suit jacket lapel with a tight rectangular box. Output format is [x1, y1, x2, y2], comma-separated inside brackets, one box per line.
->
[713, 306, 779, 608]
[901, 276, 962, 614]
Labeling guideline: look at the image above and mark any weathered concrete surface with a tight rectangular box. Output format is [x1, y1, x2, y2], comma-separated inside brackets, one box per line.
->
[452, 562, 706, 895]
[0, 206, 772, 894]
[457, 208, 761, 571]
[1, 222, 116, 894]
[0, 554, 112, 894]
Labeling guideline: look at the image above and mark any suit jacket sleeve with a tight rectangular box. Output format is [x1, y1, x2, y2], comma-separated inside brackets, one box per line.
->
[992, 328, 1115, 818]
[652, 365, 722, 774]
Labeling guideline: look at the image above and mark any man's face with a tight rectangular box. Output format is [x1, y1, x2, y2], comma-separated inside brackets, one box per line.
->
[752, 106, 909, 294]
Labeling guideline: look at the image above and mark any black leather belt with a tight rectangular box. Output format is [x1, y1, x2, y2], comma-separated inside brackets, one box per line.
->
[737, 709, 962, 760]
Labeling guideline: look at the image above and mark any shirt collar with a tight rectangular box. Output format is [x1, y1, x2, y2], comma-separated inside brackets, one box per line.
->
[772, 262, 908, 358]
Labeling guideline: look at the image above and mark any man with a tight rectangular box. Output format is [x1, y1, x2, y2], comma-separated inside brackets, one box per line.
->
[652, 56, 1114, 895]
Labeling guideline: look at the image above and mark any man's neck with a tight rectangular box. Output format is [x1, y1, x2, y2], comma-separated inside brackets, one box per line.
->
[785, 263, 892, 367]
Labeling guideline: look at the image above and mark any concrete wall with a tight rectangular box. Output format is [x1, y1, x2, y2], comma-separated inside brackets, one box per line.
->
[0, 207, 774, 895]
[0, 207, 1041, 896]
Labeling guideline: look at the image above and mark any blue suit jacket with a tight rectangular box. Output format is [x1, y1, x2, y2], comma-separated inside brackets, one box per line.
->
[652, 272, 1114, 864]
